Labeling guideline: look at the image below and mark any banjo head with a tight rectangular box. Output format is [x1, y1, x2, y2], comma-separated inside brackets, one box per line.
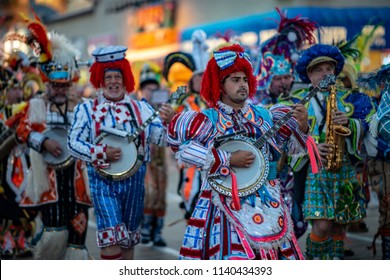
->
[95, 134, 144, 180]
[42, 127, 74, 169]
[208, 137, 269, 197]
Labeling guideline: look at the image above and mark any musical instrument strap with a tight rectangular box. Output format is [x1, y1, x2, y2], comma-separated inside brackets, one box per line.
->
[124, 102, 144, 145]
[313, 94, 327, 135]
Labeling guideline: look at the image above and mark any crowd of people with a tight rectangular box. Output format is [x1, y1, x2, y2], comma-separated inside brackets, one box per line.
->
[0, 7, 389, 260]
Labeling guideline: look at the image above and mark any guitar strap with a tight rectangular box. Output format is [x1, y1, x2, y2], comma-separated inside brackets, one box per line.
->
[313, 94, 327, 135]
[125, 101, 145, 147]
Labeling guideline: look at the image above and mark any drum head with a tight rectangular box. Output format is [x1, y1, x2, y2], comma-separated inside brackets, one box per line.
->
[42, 127, 72, 167]
[98, 135, 138, 177]
[208, 138, 269, 197]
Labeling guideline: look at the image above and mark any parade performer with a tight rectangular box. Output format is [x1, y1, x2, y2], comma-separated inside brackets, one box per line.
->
[254, 7, 317, 107]
[0, 25, 46, 258]
[0, 65, 34, 258]
[16, 20, 92, 259]
[68, 45, 174, 260]
[254, 7, 317, 239]
[164, 30, 209, 221]
[292, 44, 374, 259]
[137, 63, 168, 246]
[358, 63, 390, 259]
[167, 43, 316, 260]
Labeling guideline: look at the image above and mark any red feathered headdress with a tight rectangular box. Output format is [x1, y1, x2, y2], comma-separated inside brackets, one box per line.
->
[200, 44, 256, 108]
[20, 11, 52, 63]
[90, 46, 134, 93]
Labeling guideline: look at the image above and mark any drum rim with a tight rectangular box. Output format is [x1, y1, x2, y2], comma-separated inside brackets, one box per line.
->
[42, 127, 74, 170]
[95, 133, 145, 181]
[208, 136, 270, 197]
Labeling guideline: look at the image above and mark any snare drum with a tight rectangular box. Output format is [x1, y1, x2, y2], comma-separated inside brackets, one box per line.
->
[42, 127, 74, 169]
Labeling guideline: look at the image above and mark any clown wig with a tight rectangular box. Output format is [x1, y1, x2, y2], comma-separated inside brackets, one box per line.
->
[90, 58, 135, 93]
[201, 44, 257, 108]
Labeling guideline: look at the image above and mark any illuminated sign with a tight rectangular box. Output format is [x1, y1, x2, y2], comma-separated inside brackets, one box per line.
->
[130, 1, 177, 49]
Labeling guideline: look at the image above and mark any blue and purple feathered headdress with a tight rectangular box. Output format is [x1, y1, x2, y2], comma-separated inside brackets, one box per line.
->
[257, 7, 317, 91]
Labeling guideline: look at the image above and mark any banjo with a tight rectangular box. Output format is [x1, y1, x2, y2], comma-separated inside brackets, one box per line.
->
[42, 127, 75, 169]
[95, 86, 186, 180]
[208, 74, 336, 197]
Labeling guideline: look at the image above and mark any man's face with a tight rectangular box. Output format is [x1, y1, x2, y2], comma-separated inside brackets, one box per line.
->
[269, 74, 293, 97]
[307, 61, 335, 88]
[220, 71, 249, 107]
[48, 82, 71, 105]
[140, 82, 159, 103]
[103, 70, 125, 101]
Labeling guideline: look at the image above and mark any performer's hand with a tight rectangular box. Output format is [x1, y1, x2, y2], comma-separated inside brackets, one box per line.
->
[106, 146, 122, 162]
[230, 150, 255, 168]
[332, 110, 349, 126]
[43, 139, 62, 157]
[159, 103, 175, 124]
[291, 104, 309, 133]
[317, 143, 332, 162]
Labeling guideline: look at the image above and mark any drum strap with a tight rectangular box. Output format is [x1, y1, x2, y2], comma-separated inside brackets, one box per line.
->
[53, 102, 68, 126]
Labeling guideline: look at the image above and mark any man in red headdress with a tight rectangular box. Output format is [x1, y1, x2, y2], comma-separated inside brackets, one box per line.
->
[68, 45, 174, 260]
[167, 43, 313, 260]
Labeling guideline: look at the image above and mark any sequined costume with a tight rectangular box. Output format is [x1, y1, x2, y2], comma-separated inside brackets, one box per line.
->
[359, 63, 390, 259]
[17, 100, 92, 259]
[68, 94, 168, 249]
[0, 103, 35, 258]
[290, 86, 374, 258]
[167, 100, 311, 260]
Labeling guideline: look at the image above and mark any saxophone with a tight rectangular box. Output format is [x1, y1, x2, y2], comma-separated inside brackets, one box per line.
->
[325, 85, 351, 172]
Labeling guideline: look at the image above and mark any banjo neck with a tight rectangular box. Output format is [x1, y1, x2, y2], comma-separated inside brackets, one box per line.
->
[253, 75, 335, 150]
[128, 86, 186, 142]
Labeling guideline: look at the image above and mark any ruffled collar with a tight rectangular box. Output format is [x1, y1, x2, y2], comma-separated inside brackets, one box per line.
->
[216, 100, 251, 116]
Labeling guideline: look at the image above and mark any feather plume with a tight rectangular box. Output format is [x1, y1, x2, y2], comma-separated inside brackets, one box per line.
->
[335, 38, 361, 61]
[275, 7, 317, 48]
[354, 24, 381, 68]
[49, 32, 80, 69]
[20, 12, 52, 63]
[357, 64, 390, 96]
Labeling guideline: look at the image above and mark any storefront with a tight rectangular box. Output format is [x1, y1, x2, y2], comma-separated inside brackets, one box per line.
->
[180, 7, 390, 70]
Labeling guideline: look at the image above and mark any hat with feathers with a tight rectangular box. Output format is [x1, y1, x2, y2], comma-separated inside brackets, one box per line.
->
[257, 7, 317, 90]
[296, 44, 345, 84]
[39, 32, 80, 83]
[22, 13, 80, 83]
